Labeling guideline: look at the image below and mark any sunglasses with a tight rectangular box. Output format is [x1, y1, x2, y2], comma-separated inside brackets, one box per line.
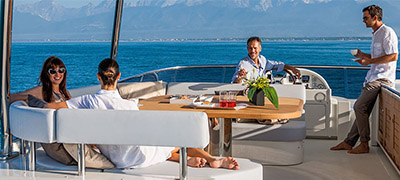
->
[48, 67, 66, 75]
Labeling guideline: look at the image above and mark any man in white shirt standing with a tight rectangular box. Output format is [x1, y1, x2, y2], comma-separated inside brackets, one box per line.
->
[331, 5, 398, 154]
[232, 36, 301, 83]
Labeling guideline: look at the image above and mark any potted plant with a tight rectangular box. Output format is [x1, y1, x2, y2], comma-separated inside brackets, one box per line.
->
[243, 72, 279, 108]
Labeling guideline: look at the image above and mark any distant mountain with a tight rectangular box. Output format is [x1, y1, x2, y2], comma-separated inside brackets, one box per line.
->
[12, 0, 400, 41]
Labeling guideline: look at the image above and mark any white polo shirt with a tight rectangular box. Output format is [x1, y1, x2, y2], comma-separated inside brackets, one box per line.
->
[365, 24, 398, 86]
[66, 90, 174, 169]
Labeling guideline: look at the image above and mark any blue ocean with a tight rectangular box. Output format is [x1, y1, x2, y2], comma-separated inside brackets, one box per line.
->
[10, 41, 400, 99]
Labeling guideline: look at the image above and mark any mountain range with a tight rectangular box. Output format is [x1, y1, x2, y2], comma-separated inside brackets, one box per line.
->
[12, 0, 400, 41]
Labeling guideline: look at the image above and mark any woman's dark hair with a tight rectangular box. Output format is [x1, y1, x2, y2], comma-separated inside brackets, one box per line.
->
[39, 56, 71, 102]
[363, 5, 382, 21]
[98, 58, 120, 86]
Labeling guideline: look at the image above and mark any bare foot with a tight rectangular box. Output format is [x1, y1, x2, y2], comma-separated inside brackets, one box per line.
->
[330, 141, 352, 150]
[348, 142, 369, 154]
[209, 157, 240, 170]
[187, 157, 207, 168]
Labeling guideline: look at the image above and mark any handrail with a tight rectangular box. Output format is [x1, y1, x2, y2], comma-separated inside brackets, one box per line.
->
[120, 65, 237, 82]
[119, 64, 400, 99]
[382, 84, 400, 97]
[120, 64, 400, 82]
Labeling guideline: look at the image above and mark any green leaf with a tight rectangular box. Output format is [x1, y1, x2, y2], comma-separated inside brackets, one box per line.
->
[247, 87, 256, 101]
[263, 87, 279, 109]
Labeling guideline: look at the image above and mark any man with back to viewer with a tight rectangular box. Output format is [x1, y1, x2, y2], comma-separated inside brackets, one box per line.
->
[232, 36, 300, 83]
[331, 5, 398, 154]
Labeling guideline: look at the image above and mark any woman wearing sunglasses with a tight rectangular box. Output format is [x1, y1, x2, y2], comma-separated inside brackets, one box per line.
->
[9, 56, 78, 165]
[9, 56, 115, 169]
[10, 56, 70, 103]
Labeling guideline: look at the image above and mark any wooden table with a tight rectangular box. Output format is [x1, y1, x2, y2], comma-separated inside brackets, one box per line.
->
[139, 95, 304, 156]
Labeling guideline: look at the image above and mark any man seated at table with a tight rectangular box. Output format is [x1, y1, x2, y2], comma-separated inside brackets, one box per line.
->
[232, 36, 301, 83]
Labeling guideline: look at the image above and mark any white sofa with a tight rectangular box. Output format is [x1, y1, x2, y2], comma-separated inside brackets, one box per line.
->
[9, 97, 262, 179]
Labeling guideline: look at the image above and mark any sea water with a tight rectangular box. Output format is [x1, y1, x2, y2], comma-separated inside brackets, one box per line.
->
[12, 40, 391, 93]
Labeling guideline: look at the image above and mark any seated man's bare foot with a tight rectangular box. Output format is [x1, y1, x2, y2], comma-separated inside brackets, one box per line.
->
[330, 141, 352, 150]
[187, 157, 207, 168]
[348, 142, 369, 154]
[209, 157, 240, 170]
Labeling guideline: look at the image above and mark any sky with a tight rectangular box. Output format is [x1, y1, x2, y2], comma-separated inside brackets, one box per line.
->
[14, 0, 104, 8]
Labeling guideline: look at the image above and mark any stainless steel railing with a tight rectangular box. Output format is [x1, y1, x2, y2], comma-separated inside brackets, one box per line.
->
[119, 64, 400, 99]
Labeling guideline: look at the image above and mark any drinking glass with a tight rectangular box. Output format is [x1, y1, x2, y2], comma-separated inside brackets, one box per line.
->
[219, 91, 228, 108]
[227, 91, 237, 107]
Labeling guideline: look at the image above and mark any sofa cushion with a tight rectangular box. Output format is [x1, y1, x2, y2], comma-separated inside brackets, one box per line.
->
[10, 101, 56, 143]
[28, 94, 48, 108]
[270, 84, 306, 104]
[118, 81, 166, 99]
[56, 109, 209, 148]
[68, 85, 101, 98]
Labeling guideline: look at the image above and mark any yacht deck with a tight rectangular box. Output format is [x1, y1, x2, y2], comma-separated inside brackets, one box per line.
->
[264, 139, 399, 180]
[1, 139, 399, 180]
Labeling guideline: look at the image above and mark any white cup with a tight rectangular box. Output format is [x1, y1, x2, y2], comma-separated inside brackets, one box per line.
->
[351, 49, 358, 56]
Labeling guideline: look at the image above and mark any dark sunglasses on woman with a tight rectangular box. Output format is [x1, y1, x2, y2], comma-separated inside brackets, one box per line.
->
[48, 67, 66, 75]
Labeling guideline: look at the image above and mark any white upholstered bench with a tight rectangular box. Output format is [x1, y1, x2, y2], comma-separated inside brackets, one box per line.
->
[9, 100, 262, 179]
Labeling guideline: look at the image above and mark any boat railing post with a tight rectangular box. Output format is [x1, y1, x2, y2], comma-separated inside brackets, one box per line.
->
[179, 147, 187, 180]
[110, 0, 123, 60]
[153, 72, 159, 81]
[343, 68, 349, 98]
[77, 143, 85, 177]
[27, 141, 35, 171]
[0, 0, 16, 161]
[20, 139, 25, 154]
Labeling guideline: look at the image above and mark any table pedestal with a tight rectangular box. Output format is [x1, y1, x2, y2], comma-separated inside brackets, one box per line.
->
[208, 118, 232, 157]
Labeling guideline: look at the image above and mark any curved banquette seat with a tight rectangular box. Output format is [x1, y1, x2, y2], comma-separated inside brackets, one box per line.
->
[9, 97, 262, 179]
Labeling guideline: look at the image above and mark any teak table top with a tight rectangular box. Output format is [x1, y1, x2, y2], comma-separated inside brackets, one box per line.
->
[139, 95, 303, 120]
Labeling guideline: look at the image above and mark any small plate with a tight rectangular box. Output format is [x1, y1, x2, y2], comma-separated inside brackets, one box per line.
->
[190, 102, 216, 108]
[199, 96, 214, 103]
[170, 95, 198, 104]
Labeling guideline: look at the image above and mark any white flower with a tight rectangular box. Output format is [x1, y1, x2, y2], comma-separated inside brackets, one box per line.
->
[246, 72, 251, 81]
[262, 73, 267, 79]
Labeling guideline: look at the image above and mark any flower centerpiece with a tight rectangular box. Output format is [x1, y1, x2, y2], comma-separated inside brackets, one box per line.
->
[242, 71, 279, 108]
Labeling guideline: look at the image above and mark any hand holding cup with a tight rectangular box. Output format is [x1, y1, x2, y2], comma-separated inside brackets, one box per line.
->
[351, 49, 358, 56]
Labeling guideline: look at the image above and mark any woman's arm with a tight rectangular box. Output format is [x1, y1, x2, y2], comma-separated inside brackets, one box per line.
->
[45, 101, 68, 110]
[9, 86, 43, 103]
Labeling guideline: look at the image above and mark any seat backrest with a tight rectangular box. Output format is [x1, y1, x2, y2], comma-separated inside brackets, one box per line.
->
[56, 109, 209, 148]
[68, 85, 101, 98]
[167, 82, 246, 95]
[271, 84, 306, 104]
[118, 81, 167, 99]
[9, 101, 56, 143]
